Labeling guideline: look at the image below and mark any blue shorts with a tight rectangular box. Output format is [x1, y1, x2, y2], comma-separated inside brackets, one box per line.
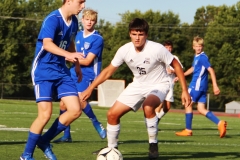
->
[188, 88, 207, 103]
[34, 76, 78, 103]
[75, 78, 93, 92]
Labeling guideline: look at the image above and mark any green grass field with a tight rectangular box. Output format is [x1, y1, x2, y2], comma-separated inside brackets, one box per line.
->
[0, 99, 239, 160]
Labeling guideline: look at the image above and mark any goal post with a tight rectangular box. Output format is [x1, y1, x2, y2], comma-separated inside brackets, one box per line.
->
[97, 79, 125, 107]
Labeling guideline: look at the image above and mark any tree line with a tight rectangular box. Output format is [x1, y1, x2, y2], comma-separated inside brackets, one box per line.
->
[1, 0, 240, 110]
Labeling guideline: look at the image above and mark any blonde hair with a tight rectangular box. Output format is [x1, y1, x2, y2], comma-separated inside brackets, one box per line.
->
[193, 36, 204, 46]
[82, 8, 98, 21]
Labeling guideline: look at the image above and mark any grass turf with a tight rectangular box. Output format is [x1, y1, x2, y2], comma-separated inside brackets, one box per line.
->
[0, 99, 239, 160]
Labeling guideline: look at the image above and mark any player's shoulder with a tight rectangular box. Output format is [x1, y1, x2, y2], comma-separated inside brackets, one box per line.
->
[119, 42, 134, 50]
[199, 52, 209, 59]
[146, 40, 165, 50]
[92, 30, 104, 40]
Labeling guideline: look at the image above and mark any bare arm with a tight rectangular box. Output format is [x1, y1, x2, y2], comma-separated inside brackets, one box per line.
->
[78, 52, 96, 66]
[184, 67, 194, 76]
[80, 64, 118, 101]
[43, 38, 83, 62]
[208, 67, 220, 95]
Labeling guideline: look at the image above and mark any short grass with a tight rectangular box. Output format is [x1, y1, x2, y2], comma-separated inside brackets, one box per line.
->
[0, 99, 239, 160]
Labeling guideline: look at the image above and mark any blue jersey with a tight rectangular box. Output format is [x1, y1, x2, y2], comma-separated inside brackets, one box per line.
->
[70, 30, 103, 81]
[31, 9, 78, 84]
[189, 52, 211, 91]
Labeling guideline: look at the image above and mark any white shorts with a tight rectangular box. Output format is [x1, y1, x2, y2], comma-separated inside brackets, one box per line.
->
[116, 81, 170, 111]
[165, 83, 174, 102]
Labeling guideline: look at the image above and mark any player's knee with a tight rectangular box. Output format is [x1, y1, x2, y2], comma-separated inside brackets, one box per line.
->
[72, 109, 82, 119]
[38, 113, 51, 124]
[107, 110, 119, 122]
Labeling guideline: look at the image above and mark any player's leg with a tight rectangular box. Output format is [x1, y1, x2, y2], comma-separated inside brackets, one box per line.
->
[52, 101, 72, 143]
[21, 102, 53, 160]
[81, 99, 106, 139]
[20, 82, 55, 160]
[176, 88, 194, 136]
[143, 84, 169, 159]
[92, 100, 132, 155]
[197, 97, 227, 138]
[107, 101, 132, 147]
[78, 79, 106, 139]
[143, 94, 161, 159]
[92, 82, 142, 155]
[37, 79, 81, 160]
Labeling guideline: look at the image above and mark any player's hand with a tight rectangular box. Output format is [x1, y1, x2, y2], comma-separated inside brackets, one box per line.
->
[166, 67, 172, 74]
[65, 52, 84, 62]
[80, 88, 93, 102]
[174, 77, 179, 82]
[181, 90, 192, 108]
[213, 85, 220, 95]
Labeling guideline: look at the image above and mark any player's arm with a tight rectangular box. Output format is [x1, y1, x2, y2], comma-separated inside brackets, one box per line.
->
[43, 38, 83, 62]
[208, 67, 220, 95]
[170, 58, 191, 107]
[67, 41, 83, 82]
[78, 52, 96, 66]
[184, 67, 194, 76]
[80, 64, 118, 101]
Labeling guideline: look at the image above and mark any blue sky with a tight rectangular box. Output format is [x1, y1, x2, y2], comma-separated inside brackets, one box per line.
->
[84, 0, 238, 24]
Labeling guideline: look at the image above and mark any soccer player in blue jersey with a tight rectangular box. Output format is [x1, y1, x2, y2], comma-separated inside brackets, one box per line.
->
[20, 0, 86, 160]
[53, 8, 106, 143]
[175, 36, 227, 138]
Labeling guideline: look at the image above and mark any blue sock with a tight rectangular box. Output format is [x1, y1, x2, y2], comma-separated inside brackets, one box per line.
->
[206, 111, 220, 125]
[23, 131, 41, 156]
[40, 118, 67, 143]
[83, 103, 98, 122]
[59, 110, 71, 138]
[186, 113, 193, 130]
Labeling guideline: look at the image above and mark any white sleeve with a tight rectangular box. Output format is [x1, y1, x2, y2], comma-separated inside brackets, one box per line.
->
[156, 45, 174, 66]
[173, 55, 183, 68]
[111, 46, 125, 67]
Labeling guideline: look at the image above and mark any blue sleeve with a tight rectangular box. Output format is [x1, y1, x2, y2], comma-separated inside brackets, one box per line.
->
[200, 56, 211, 69]
[38, 15, 58, 40]
[89, 36, 104, 56]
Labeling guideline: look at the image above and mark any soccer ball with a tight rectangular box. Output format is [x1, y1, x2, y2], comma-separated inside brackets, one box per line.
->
[96, 147, 123, 160]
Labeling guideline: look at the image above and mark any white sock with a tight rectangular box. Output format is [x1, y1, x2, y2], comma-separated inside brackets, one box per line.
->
[107, 123, 120, 148]
[157, 108, 166, 119]
[145, 116, 158, 143]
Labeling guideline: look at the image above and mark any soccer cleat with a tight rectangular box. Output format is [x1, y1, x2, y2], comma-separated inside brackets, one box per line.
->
[218, 120, 227, 138]
[19, 154, 35, 160]
[92, 147, 118, 155]
[37, 142, 57, 160]
[148, 143, 159, 159]
[52, 136, 72, 143]
[175, 129, 192, 136]
[93, 121, 107, 139]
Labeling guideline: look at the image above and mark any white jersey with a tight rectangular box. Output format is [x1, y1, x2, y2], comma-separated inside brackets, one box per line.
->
[167, 55, 183, 82]
[111, 40, 174, 84]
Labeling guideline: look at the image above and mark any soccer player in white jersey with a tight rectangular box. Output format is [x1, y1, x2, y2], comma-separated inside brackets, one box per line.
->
[53, 8, 106, 143]
[20, 0, 86, 160]
[175, 36, 227, 138]
[155, 40, 183, 130]
[80, 18, 191, 159]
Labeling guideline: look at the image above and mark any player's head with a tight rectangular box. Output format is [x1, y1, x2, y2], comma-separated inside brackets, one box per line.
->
[163, 40, 173, 52]
[81, 8, 98, 31]
[128, 18, 149, 51]
[62, 0, 85, 15]
[192, 36, 204, 54]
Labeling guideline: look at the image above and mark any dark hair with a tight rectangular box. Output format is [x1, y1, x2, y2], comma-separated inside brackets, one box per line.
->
[163, 40, 173, 47]
[128, 18, 149, 34]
